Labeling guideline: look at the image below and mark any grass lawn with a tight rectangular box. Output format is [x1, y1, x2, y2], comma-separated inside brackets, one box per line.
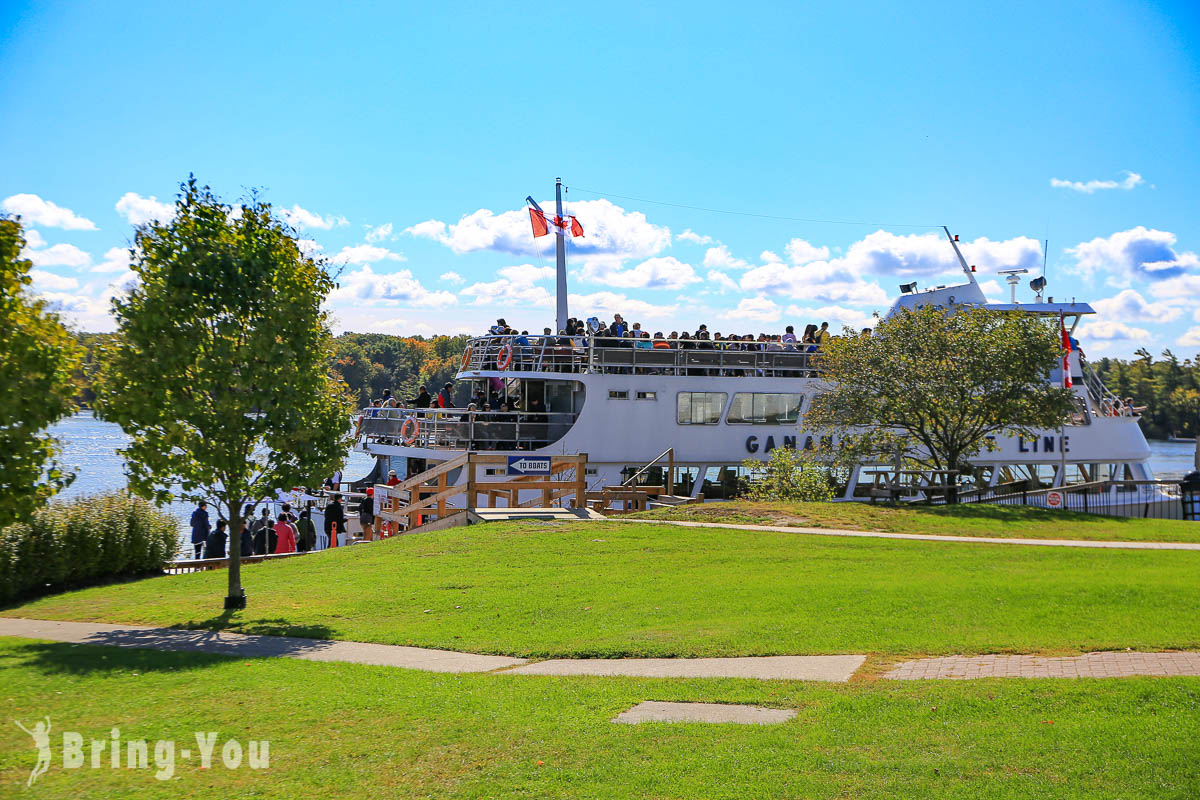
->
[1, 638, 1197, 799]
[631, 500, 1200, 542]
[5, 520, 1199, 658]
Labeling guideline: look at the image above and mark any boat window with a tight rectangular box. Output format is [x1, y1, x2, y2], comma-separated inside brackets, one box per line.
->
[677, 392, 727, 424]
[609, 390, 629, 399]
[726, 393, 805, 424]
[636, 391, 657, 400]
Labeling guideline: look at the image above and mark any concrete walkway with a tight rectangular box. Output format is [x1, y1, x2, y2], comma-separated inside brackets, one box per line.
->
[0, 618, 526, 673]
[613, 518, 1200, 550]
[0, 618, 859, 681]
[885, 651, 1200, 680]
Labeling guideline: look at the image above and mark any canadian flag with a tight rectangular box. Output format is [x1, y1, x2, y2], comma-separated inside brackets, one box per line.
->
[529, 208, 584, 238]
[1059, 311, 1073, 389]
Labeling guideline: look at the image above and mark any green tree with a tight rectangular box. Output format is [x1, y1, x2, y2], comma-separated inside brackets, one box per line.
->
[0, 217, 83, 526]
[95, 178, 354, 609]
[805, 305, 1076, 487]
[740, 447, 836, 502]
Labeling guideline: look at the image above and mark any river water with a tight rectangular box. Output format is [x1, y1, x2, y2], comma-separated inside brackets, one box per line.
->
[49, 412, 376, 535]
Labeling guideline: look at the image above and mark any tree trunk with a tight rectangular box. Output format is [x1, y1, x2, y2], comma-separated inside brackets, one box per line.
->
[224, 499, 246, 610]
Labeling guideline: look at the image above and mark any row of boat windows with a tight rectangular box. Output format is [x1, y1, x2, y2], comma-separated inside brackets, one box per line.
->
[606, 389, 809, 424]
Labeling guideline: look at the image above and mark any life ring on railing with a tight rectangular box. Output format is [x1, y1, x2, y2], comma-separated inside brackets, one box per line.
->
[400, 416, 420, 445]
[460, 345, 473, 370]
[496, 344, 514, 370]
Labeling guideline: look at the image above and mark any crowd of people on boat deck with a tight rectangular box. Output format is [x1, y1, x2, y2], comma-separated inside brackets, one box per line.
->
[187, 495, 348, 560]
[480, 315, 859, 353]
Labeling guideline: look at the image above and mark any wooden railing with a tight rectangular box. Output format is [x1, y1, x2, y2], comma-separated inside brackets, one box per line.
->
[373, 453, 588, 532]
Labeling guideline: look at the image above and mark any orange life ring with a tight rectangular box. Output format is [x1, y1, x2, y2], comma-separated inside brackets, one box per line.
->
[496, 344, 514, 370]
[400, 416, 420, 445]
[460, 346, 473, 370]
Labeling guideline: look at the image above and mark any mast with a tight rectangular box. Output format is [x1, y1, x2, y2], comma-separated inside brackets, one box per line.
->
[554, 177, 568, 333]
[944, 226, 980, 287]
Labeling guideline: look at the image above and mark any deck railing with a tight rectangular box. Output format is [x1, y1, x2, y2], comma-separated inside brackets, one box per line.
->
[956, 479, 1189, 520]
[459, 334, 824, 377]
[356, 406, 577, 451]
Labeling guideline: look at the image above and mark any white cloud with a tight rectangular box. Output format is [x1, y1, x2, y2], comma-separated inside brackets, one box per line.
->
[840, 230, 1043, 278]
[25, 243, 91, 269]
[115, 192, 175, 226]
[722, 296, 780, 323]
[2, 193, 97, 230]
[786, 304, 876, 330]
[280, 204, 348, 231]
[1150, 274, 1200, 301]
[29, 269, 80, 291]
[1068, 227, 1198, 284]
[1177, 327, 1200, 347]
[1076, 320, 1151, 341]
[460, 264, 555, 307]
[579, 255, 700, 290]
[1050, 171, 1144, 194]
[333, 244, 406, 264]
[331, 265, 456, 308]
[364, 222, 393, 242]
[706, 270, 739, 292]
[23, 229, 46, 248]
[404, 198, 670, 259]
[703, 244, 750, 271]
[568, 291, 678, 320]
[90, 246, 130, 273]
[1091, 289, 1183, 324]
[296, 239, 324, 258]
[760, 250, 782, 263]
[784, 238, 830, 265]
[677, 229, 713, 245]
[440, 271, 464, 285]
[740, 259, 890, 306]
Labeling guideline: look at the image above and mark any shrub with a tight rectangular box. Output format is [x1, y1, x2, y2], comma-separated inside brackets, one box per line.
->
[740, 447, 837, 503]
[0, 492, 179, 604]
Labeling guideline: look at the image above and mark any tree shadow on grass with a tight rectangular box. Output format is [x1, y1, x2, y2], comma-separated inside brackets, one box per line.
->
[3, 639, 241, 676]
[2, 613, 343, 677]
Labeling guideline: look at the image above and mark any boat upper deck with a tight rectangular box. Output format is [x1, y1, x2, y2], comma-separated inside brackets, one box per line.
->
[460, 334, 824, 377]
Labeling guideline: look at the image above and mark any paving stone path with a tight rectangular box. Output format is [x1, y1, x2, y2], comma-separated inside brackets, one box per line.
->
[613, 518, 1200, 550]
[885, 651, 1200, 680]
[0, 618, 859, 681]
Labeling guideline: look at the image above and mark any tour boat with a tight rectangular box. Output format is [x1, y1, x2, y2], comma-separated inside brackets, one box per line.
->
[355, 180, 1165, 512]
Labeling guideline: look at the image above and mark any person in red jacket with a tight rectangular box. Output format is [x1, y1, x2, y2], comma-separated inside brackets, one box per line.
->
[436, 382, 455, 408]
[273, 513, 297, 554]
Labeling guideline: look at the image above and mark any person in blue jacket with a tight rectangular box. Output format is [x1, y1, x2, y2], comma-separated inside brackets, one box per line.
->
[190, 501, 211, 559]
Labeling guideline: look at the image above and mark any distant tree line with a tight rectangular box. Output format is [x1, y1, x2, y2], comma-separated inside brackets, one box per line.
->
[71, 331, 469, 410]
[1091, 349, 1200, 439]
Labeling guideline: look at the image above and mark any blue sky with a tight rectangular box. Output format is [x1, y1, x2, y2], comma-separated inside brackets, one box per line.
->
[2, 0, 1198, 358]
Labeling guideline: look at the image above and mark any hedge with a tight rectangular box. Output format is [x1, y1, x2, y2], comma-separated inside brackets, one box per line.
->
[0, 492, 180, 603]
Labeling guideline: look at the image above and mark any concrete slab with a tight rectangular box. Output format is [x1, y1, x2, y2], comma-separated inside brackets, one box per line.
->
[0, 618, 526, 673]
[505, 654, 866, 682]
[613, 701, 797, 725]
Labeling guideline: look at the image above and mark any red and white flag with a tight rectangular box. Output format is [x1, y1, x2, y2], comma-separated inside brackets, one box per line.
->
[528, 207, 584, 238]
[1059, 311, 1073, 389]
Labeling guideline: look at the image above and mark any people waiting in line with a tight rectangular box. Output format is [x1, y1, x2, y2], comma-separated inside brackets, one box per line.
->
[296, 509, 317, 552]
[189, 501, 210, 559]
[273, 513, 297, 554]
[206, 518, 227, 559]
[359, 488, 376, 541]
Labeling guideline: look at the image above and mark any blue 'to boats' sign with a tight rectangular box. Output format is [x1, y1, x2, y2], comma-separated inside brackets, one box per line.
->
[507, 456, 552, 475]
